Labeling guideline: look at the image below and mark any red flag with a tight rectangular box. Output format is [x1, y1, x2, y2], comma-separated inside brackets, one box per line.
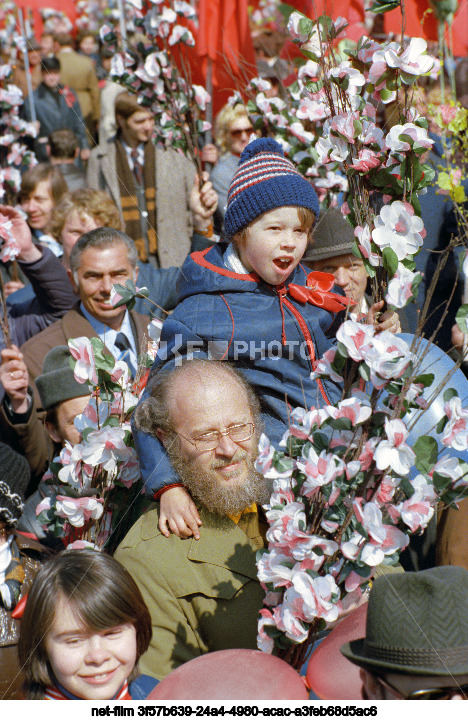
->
[197, 0, 257, 88]
[383, 0, 468, 57]
[15, 0, 77, 41]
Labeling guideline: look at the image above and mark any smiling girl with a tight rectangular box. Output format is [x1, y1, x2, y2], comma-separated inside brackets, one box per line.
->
[18, 550, 154, 700]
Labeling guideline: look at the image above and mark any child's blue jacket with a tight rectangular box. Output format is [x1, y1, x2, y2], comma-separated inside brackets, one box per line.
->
[134, 242, 347, 495]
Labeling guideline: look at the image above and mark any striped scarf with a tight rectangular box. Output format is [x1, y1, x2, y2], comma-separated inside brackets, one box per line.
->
[44, 681, 132, 700]
[115, 138, 157, 263]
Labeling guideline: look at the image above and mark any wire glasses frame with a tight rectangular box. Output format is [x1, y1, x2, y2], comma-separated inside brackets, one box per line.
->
[378, 675, 468, 700]
[177, 422, 255, 452]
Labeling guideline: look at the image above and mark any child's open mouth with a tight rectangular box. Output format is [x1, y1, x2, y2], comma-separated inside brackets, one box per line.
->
[273, 257, 293, 271]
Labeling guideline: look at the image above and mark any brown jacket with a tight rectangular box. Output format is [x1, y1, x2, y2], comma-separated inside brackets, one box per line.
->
[20, 304, 150, 412]
[436, 498, 468, 570]
[57, 49, 100, 122]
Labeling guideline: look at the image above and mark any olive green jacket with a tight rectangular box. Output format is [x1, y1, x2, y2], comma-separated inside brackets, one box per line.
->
[115, 505, 266, 680]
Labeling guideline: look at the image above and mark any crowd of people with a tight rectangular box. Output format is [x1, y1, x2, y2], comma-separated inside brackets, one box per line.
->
[1, 14, 468, 704]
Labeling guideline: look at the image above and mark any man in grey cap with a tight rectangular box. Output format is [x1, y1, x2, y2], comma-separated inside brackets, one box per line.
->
[341, 566, 468, 700]
[0, 345, 90, 498]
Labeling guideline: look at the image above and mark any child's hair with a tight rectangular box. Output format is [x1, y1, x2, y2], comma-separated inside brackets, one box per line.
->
[224, 138, 320, 241]
[232, 206, 316, 247]
[18, 549, 152, 699]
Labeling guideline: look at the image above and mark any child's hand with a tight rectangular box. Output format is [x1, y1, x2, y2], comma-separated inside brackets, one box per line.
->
[159, 486, 203, 539]
[367, 301, 401, 334]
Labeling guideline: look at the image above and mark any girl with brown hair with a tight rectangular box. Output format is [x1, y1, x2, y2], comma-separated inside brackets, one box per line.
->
[18, 549, 155, 700]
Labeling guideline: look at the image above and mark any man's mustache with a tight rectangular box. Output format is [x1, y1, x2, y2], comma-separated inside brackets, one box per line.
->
[211, 449, 248, 469]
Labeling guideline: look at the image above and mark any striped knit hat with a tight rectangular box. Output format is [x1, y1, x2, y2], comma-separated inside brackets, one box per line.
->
[224, 138, 320, 239]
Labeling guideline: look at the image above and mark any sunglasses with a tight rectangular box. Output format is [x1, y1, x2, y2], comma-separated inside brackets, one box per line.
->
[230, 128, 253, 138]
[378, 675, 468, 700]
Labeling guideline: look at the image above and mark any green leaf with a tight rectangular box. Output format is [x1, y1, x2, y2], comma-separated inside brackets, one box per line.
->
[370, 0, 401, 12]
[443, 387, 458, 403]
[413, 435, 439, 474]
[456, 304, 468, 333]
[382, 246, 399, 276]
[413, 373, 434, 388]
[436, 415, 448, 433]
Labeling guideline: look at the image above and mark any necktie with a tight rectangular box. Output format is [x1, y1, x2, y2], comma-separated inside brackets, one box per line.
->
[130, 148, 144, 186]
[115, 332, 137, 379]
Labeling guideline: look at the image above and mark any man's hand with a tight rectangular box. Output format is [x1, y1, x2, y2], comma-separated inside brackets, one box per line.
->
[200, 143, 219, 166]
[190, 171, 218, 233]
[3, 280, 25, 297]
[367, 300, 401, 334]
[0, 205, 41, 263]
[0, 345, 30, 414]
[159, 486, 203, 540]
[452, 323, 467, 357]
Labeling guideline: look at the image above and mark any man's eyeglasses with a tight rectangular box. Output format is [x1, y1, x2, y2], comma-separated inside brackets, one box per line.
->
[177, 423, 255, 452]
[230, 128, 253, 138]
[378, 675, 468, 700]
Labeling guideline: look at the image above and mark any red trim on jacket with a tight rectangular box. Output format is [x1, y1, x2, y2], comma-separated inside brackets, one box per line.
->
[190, 248, 259, 282]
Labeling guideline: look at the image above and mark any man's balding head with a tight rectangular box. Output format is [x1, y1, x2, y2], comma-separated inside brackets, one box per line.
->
[135, 360, 269, 516]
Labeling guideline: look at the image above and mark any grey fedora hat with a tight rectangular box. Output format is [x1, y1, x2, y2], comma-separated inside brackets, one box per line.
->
[341, 566, 468, 676]
[303, 207, 356, 262]
[36, 346, 90, 411]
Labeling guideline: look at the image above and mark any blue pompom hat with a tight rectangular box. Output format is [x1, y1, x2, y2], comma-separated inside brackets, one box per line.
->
[224, 137, 320, 239]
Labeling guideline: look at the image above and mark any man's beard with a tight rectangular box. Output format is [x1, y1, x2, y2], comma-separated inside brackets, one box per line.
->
[167, 439, 271, 517]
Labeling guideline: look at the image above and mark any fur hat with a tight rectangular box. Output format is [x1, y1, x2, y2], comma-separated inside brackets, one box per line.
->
[224, 138, 320, 239]
[35, 346, 90, 411]
[302, 208, 356, 262]
[341, 566, 468, 676]
[0, 443, 30, 528]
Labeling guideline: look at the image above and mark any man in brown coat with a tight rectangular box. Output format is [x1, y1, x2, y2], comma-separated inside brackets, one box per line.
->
[20, 227, 149, 411]
[54, 32, 100, 148]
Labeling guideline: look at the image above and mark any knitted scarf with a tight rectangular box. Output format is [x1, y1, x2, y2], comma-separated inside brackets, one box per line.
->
[115, 138, 157, 263]
[44, 680, 132, 700]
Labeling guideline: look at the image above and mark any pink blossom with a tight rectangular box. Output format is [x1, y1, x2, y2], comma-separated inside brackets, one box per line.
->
[372, 201, 425, 260]
[385, 123, 434, 153]
[330, 62, 365, 90]
[328, 113, 359, 143]
[273, 596, 309, 642]
[355, 224, 381, 267]
[362, 332, 414, 388]
[374, 418, 416, 475]
[286, 407, 328, 440]
[297, 447, 346, 493]
[384, 37, 434, 80]
[173, 0, 196, 18]
[336, 320, 375, 362]
[257, 609, 276, 653]
[287, 12, 311, 43]
[345, 570, 370, 593]
[357, 38, 382, 64]
[68, 337, 98, 385]
[193, 85, 211, 111]
[310, 347, 344, 383]
[349, 148, 382, 172]
[431, 455, 467, 490]
[326, 397, 372, 426]
[36, 496, 52, 516]
[375, 475, 398, 504]
[439, 104, 458, 125]
[298, 60, 320, 81]
[255, 433, 275, 477]
[441, 397, 468, 451]
[55, 496, 104, 527]
[257, 549, 295, 587]
[386, 266, 419, 308]
[66, 540, 99, 550]
[290, 572, 340, 623]
[396, 476, 435, 532]
[81, 427, 137, 472]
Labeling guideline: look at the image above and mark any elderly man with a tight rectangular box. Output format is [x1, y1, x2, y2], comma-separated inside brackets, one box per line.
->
[87, 92, 216, 267]
[341, 566, 468, 700]
[115, 359, 271, 680]
[20, 227, 149, 410]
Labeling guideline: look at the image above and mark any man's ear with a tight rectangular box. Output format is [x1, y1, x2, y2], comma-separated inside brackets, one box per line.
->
[45, 420, 61, 444]
[133, 264, 139, 284]
[67, 267, 79, 294]
[360, 669, 384, 701]
[156, 428, 167, 446]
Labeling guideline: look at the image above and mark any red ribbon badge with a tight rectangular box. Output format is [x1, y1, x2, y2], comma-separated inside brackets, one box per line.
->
[289, 271, 355, 313]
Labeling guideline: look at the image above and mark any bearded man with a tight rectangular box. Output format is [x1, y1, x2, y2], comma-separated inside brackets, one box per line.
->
[115, 360, 271, 680]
